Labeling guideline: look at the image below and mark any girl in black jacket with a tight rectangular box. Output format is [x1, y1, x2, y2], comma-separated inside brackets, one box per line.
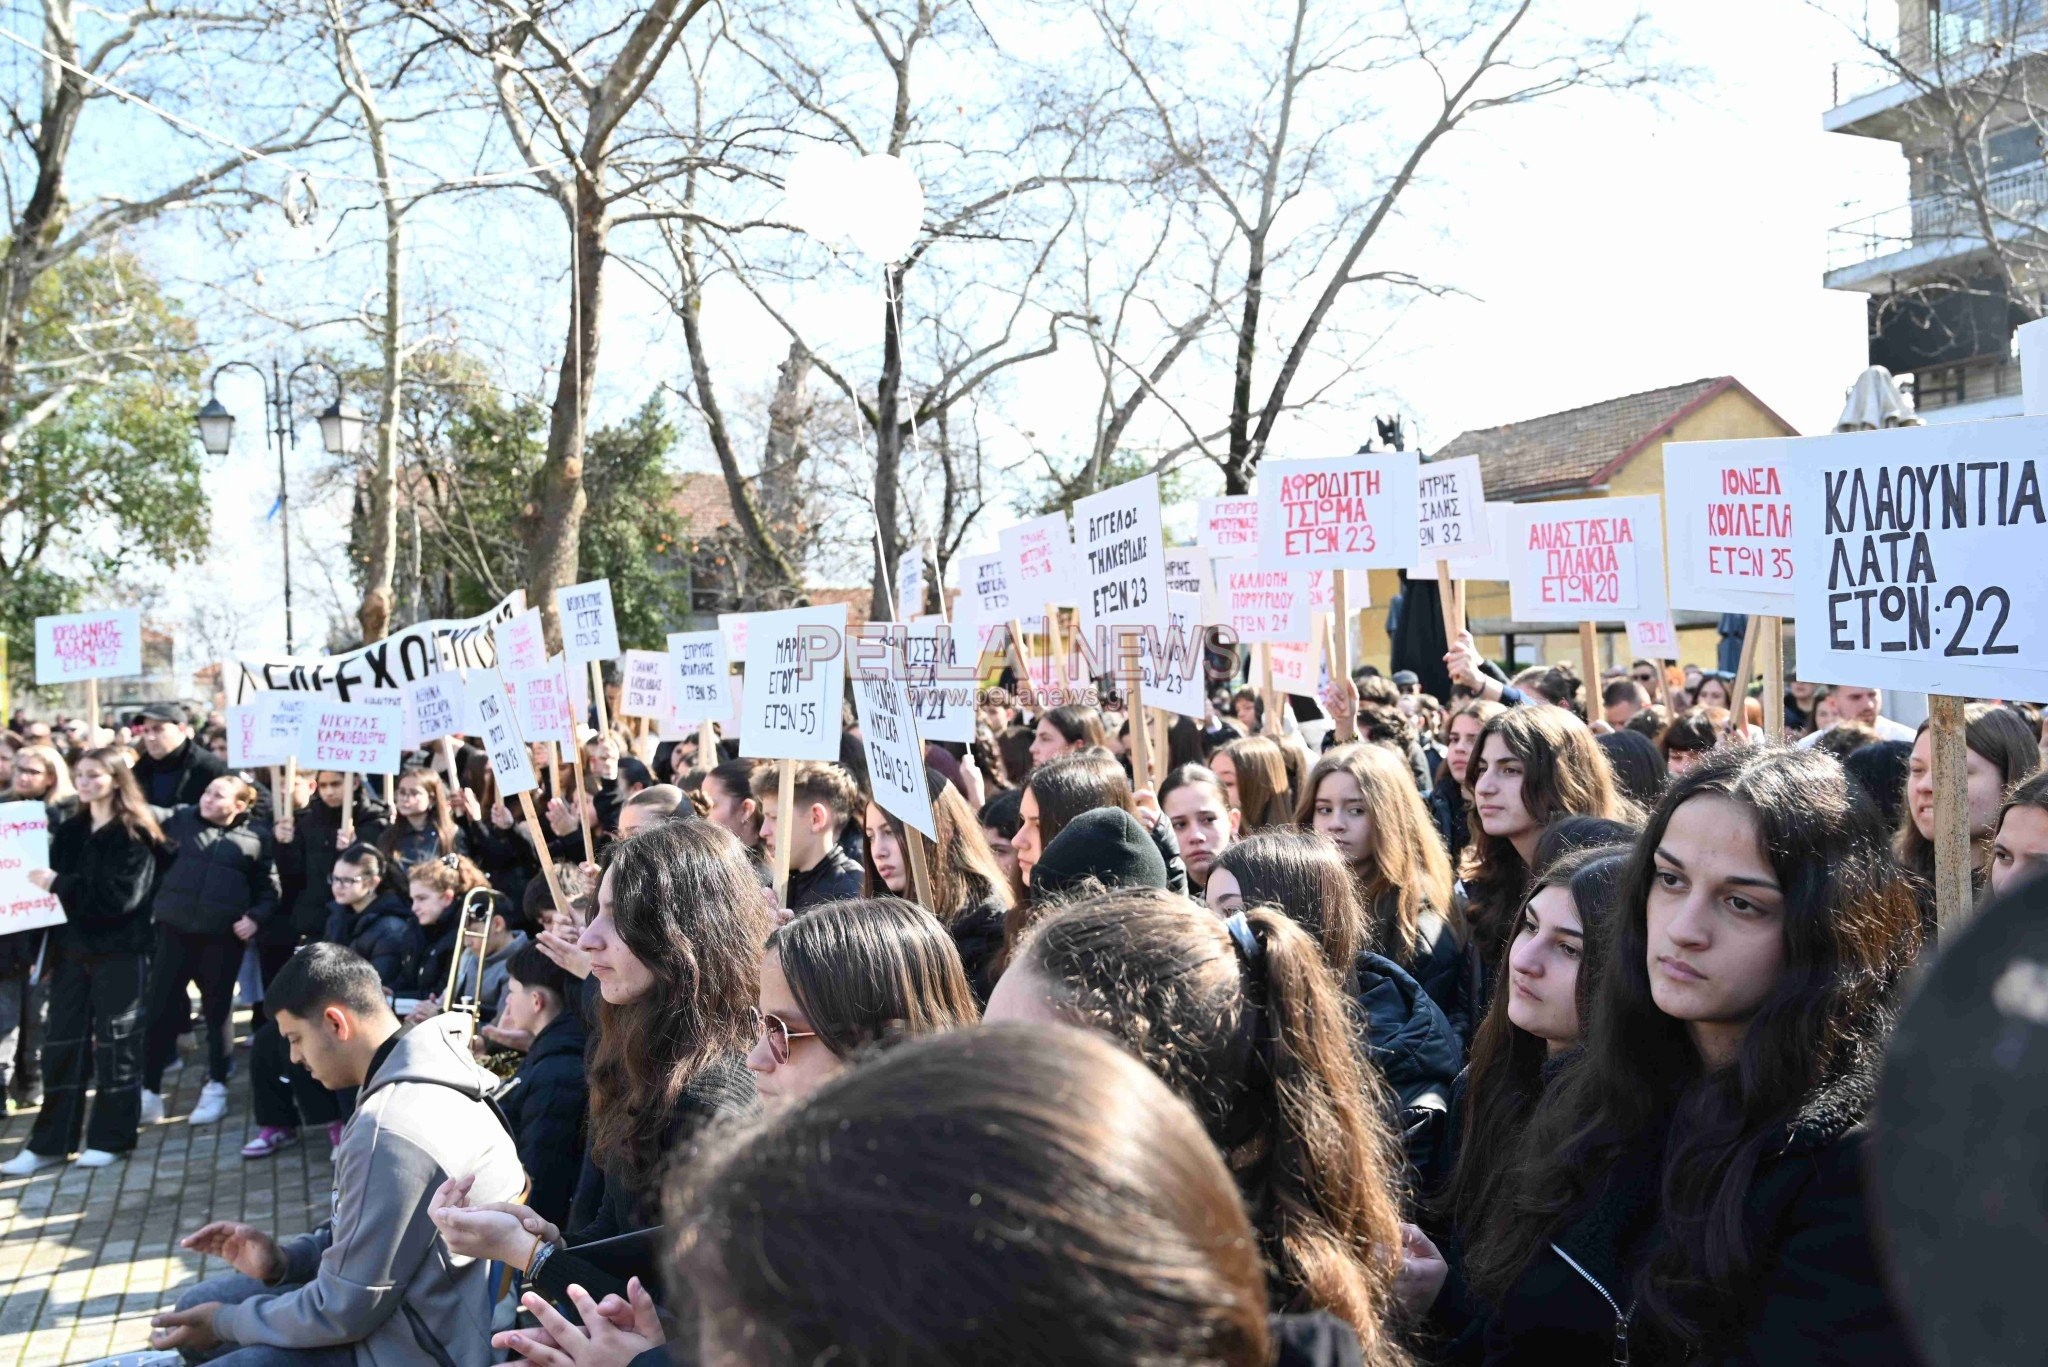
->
[5, 748, 167, 1170]
[377, 765, 479, 881]
[858, 768, 1013, 1005]
[1467, 745, 1922, 1366]
[140, 775, 276, 1125]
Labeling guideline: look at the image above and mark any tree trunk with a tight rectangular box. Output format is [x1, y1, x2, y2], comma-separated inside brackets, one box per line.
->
[0, 0, 85, 414]
[347, 11, 403, 645]
[528, 179, 604, 647]
[1222, 232, 1266, 495]
[870, 265, 906, 616]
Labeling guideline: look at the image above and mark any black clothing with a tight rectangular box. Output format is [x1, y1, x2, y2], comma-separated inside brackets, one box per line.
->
[321, 893, 421, 991]
[495, 1011, 589, 1228]
[142, 925, 241, 1090]
[273, 793, 390, 941]
[1428, 774, 1473, 865]
[950, 894, 1008, 1007]
[26, 946, 146, 1155]
[133, 738, 227, 810]
[48, 812, 164, 956]
[1147, 814, 1191, 895]
[1481, 1080, 1914, 1365]
[381, 816, 474, 880]
[785, 845, 863, 912]
[1402, 910, 1472, 1045]
[1031, 808, 1170, 900]
[1271, 1313, 1364, 1367]
[537, 1054, 756, 1312]
[249, 1015, 353, 1128]
[1354, 950, 1462, 1191]
[152, 806, 277, 937]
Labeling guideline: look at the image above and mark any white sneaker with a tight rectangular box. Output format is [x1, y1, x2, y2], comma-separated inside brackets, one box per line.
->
[80, 1350, 184, 1367]
[188, 1080, 229, 1126]
[73, 1148, 119, 1168]
[0, 1148, 60, 1176]
[139, 1089, 166, 1124]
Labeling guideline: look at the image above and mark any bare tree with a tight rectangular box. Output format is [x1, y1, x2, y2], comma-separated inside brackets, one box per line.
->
[1083, 0, 1660, 492]
[398, 0, 715, 642]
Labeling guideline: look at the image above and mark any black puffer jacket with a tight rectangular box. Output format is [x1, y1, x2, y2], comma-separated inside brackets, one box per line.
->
[494, 1010, 590, 1227]
[1353, 950, 1462, 1191]
[1481, 1063, 1914, 1365]
[274, 790, 390, 940]
[48, 812, 166, 956]
[950, 893, 1008, 1007]
[152, 805, 277, 937]
[321, 892, 420, 990]
[133, 738, 227, 809]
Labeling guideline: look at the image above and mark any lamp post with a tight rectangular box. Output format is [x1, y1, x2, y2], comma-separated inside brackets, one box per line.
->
[194, 360, 366, 654]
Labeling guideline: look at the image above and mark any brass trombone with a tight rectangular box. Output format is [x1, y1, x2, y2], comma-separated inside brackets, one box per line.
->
[443, 885, 506, 1022]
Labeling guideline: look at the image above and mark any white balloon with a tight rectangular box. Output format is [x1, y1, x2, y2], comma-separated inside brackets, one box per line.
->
[842, 153, 926, 263]
[779, 144, 859, 246]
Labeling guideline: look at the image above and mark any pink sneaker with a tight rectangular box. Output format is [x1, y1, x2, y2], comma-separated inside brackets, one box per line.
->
[326, 1121, 345, 1148]
[240, 1126, 297, 1159]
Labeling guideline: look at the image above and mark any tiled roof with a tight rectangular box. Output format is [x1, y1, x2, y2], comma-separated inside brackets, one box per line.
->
[1428, 377, 1791, 498]
[671, 471, 738, 540]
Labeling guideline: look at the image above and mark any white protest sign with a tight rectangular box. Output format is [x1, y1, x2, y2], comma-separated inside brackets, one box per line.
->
[405, 673, 468, 745]
[1408, 503, 1515, 582]
[1198, 496, 1262, 551]
[895, 549, 927, 618]
[1506, 496, 1661, 622]
[740, 603, 850, 762]
[225, 705, 269, 769]
[556, 580, 620, 664]
[851, 634, 937, 841]
[1073, 473, 1171, 633]
[1415, 456, 1491, 563]
[230, 590, 525, 704]
[1627, 613, 1681, 662]
[954, 551, 1014, 627]
[667, 631, 733, 725]
[508, 659, 576, 748]
[1139, 593, 1209, 720]
[618, 650, 669, 720]
[297, 697, 404, 775]
[1789, 418, 2048, 695]
[495, 608, 548, 674]
[1257, 453, 1421, 571]
[472, 669, 538, 795]
[252, 692, 312, 763]
[998, 512, 1074, 606]
[1307, 570, 1365, 614]
[1221, 560, 1308, 643]
[1164, 546, 1221, 623]
[1268, 638, 1321, 698]
[0, 803, 64, 935]
[35, 610, 142, 684]
[903, 619, 978, 744]
[1663, 439, 1797, 615]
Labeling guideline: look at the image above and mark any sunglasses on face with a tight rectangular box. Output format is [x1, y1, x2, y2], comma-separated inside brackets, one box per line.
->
[751, 1007, 818, 1067]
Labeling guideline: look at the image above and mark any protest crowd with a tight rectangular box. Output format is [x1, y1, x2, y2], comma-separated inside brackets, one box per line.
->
[0, 444, 2041, 1367]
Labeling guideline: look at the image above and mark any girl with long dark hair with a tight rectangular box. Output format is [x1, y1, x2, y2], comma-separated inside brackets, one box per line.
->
[1989, 768, 2048, 898]
[1460, 707, 1624, 1003]
[430, 819, 767, 1301]
[987, 889, 1414, 1363]
[1897, 701, 2038, 914]
[1027, 704, 1109, 771]
[378, 765, 475, 879]
[1429, 699, 1504, 861]
[860, 770, 1013, 1003]
[1158, 763, 1239, 894]
[1212, 735, 1294, 833]
[5, 748, 168, 1171]
[1468, 745, 1921, 1364]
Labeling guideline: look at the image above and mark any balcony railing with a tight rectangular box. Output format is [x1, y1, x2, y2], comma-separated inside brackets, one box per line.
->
[1827, 158, 2048, 271]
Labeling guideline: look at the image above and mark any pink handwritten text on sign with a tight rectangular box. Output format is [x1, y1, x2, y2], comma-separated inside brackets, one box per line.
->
[1278, 467, 1381, 558]
[1703, 466, 1793, 584]
[34, 609, 141, 684]
[1199, 497, 1262, 551]
[1526, 517, 1639, 609]
[53, 621, 120, 671]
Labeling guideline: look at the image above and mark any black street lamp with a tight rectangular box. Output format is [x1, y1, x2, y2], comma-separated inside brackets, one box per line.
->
[194, 360, 365, 654]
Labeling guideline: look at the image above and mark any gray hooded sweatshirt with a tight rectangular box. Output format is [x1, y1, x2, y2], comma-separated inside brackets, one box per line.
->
[213, 1015, 525, 1367]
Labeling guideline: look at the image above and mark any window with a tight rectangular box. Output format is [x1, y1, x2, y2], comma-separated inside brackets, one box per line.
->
[1933, 0, 2047, 55]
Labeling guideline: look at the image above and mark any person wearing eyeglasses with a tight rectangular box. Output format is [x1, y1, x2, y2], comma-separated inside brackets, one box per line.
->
[747, 897, 978, 1106]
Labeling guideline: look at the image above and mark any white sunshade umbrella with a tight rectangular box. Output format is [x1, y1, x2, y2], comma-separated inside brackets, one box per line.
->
[1836, 365, 1925, 431]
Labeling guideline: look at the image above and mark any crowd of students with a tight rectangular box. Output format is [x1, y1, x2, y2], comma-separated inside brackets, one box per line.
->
[0, 636, 2033, 1366]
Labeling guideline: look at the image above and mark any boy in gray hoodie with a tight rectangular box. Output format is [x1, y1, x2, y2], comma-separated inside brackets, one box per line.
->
[147, 943, 524, 1367]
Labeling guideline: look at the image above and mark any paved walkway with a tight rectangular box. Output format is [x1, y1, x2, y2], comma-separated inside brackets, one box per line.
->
[0, 1024, 334, 1367]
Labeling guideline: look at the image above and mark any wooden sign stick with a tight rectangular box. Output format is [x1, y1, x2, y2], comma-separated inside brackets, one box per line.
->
[269, 766, 283, 821]
[589, 660, 610, 735]
[340, 772, 356, 844]
[1004, 618, 1037, 704]
[548, 743, 563, 810]
[1322, 617, 1354, 744]
[1045, 602, 1066, 700]
[85, 678, 99, 743]
[568, 747, 596, 864]
[1760, 615, 1786, 741]
[772, 759, 796, 908]
[1578, 623, 1600, 718]
[284, 757, 298, 813]
[1332, 574, 1353, 682]
[382, 773, 395, 808]
[1129, 669, 1154, 792]
[1729, 615, 1763, 737]
[515, 789, 569, 913]
[1435, 561, 1464, 644]
[697, 720, 718, 774]
[1259, 644, 1280, 736]
[1929, 694, 1975, 934]
[439, 736, 459, 787]
[902, 824, 935, 911]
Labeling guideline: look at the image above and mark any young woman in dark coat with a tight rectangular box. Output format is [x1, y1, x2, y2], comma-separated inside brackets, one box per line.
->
[859, 767, 1012, 1005]
[428, 818, 768, 1305]
[5, 748, 168, 1170]
[1463, 745, 1922, 1366]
